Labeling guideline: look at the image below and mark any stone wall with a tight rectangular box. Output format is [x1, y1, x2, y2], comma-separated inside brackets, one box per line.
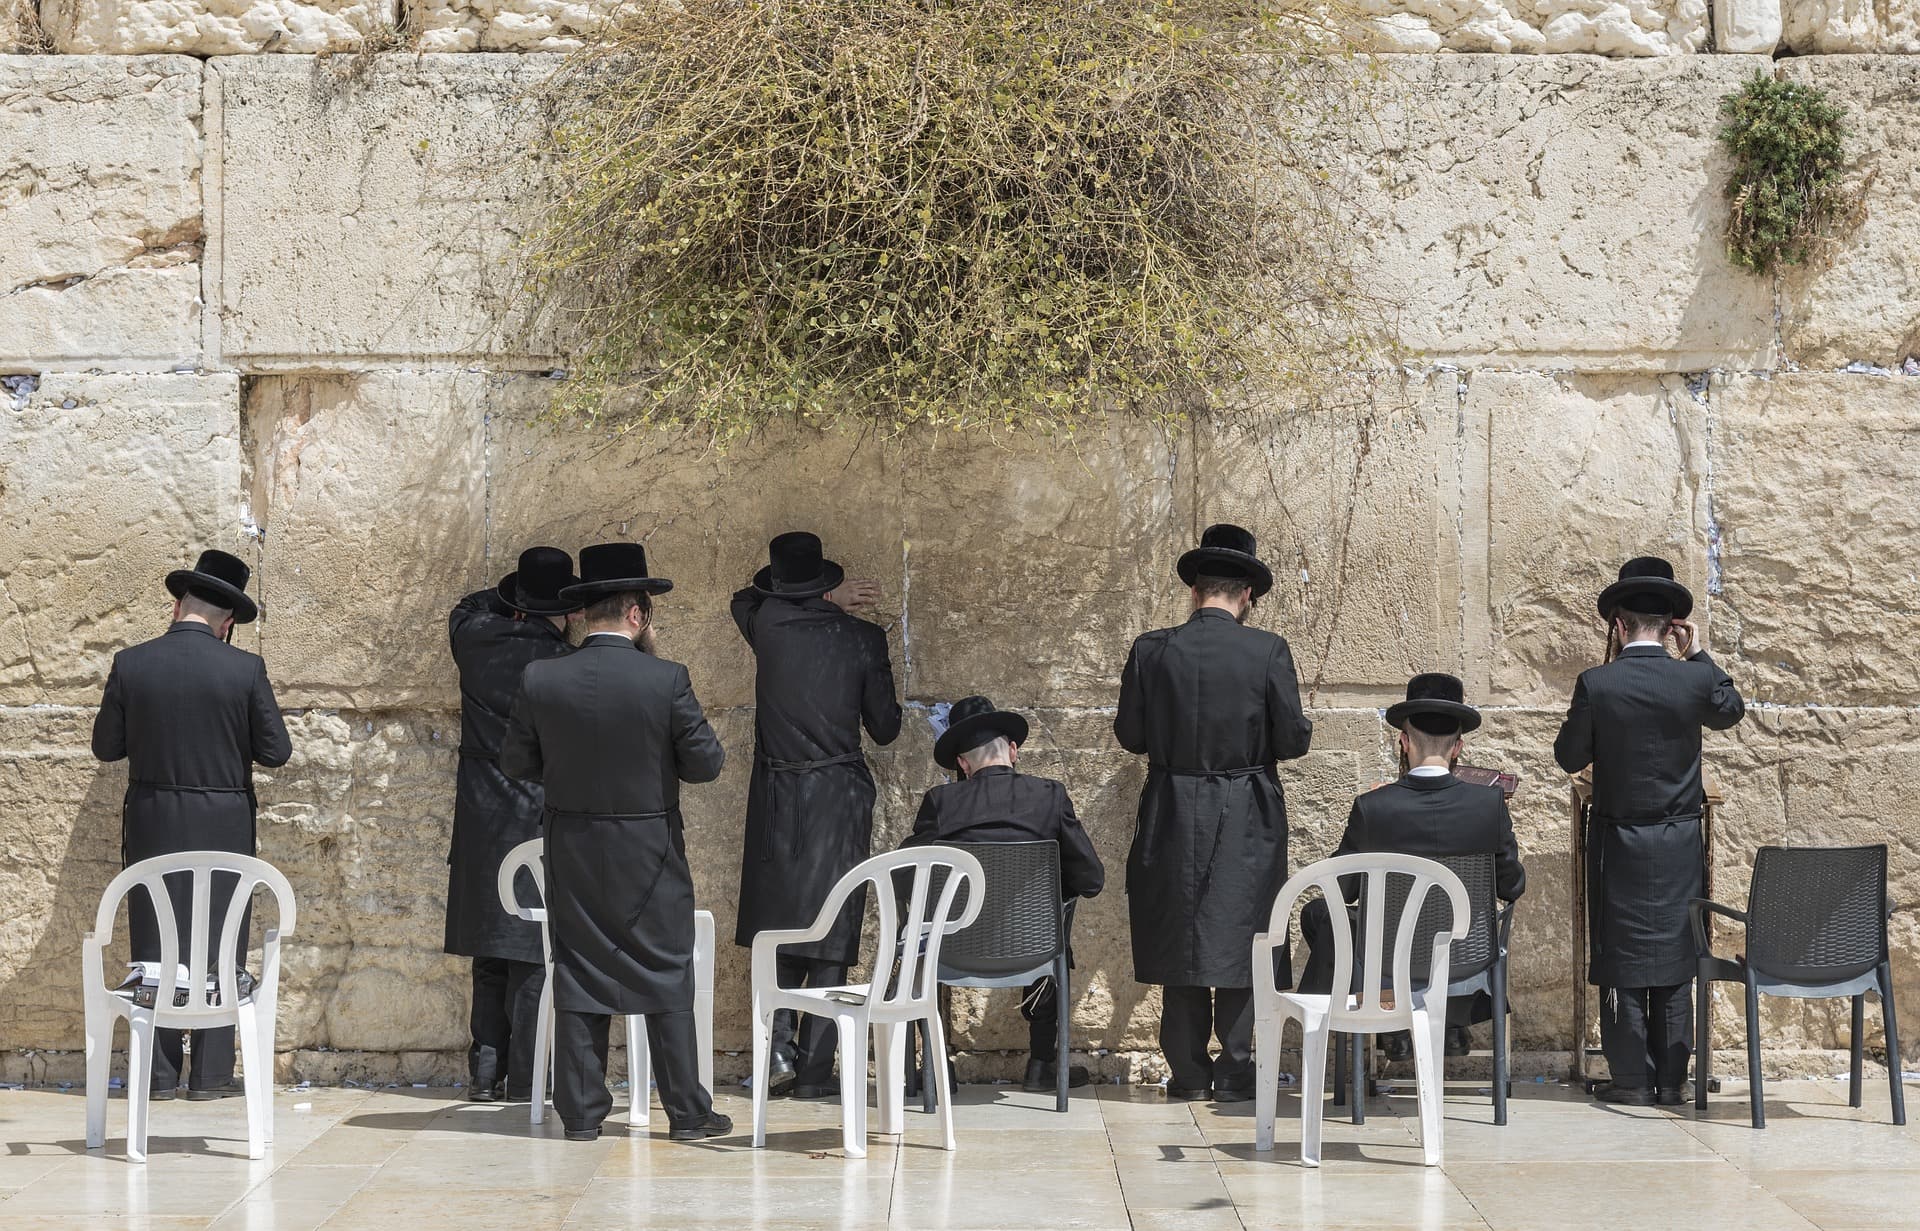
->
[2, 43, 1918, 1086]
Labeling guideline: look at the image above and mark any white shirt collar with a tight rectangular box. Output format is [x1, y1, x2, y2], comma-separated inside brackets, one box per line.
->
[1623, 639, 1664, 650]
[1407, 765, 1450, 778]
[583, 632, 633, 645]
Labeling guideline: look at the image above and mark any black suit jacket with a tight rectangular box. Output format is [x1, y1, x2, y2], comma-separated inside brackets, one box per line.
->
[1332, 772, 1526, 903]
[902, 765, 1105, 901]
[1552, 644, 1746, 821]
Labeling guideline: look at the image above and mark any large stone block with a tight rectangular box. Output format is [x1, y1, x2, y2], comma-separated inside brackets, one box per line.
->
[1350, 0, 1707, 53]
[247, 372, 488, 709]
[209, 55, 561, 366]
[1479, 371, 1711, 707]
[408, 0, 612, 49]
[1782, 0, 1920, 50]
[1713, 372, 1920, 706]
[1337, 55, 1774, 371]
[0, 373, 246, 707]
[1778, 58, 1920, 369]
[0, 56, 201, 370]
[42, 0, 393, 53]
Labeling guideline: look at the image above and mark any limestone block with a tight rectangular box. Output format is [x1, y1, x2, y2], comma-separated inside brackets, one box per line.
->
[0, 373, 246, 708]
[0, 56, 201, 369]
[1480, 372, 1710, 707]
[1195, 372, 1463, 706]
[1716, 0, 1784, 50]
[1778, 58, 1920, 369]
[408, 0, 613, 50]
[42, 0, 393, 53]
[1713, 372, 1920, 707]
[1337, 55, 1774, 372]
[1782, 0, 1920, 50]
[246, 373, 488, 709]
[1350, 0, 1708, 53]
[211, 55, 563, 366]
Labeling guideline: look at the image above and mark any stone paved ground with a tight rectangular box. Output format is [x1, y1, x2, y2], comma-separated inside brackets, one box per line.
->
[2, 1077, 1916, 1229]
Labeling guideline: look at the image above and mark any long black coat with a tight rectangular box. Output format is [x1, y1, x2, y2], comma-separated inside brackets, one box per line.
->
[499, 634, 725, 1015]
[91, 621, 292, 960]
[730, 590, 901, 962]
[1554, 644, 1745, 987]
[901, 765, 1106, 901]
[444, 589, 574, 963]
[1115, 607, 1313, 987]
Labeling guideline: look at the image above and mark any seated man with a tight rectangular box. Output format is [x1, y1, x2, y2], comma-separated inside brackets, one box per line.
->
[1299, 673, 1525, 1059]
[902, 696, 1106, 1091]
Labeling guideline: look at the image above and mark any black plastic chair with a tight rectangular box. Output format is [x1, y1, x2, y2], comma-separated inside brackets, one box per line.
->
[1333, 852, 1515, 1125]
[910, 841, 1075, 1113]
[1692, 843, 1905, 1129]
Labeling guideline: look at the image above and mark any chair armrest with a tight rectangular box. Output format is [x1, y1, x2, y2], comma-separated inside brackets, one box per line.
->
[1688, 898, 1745, 954]
[1495, 899, 1517, 950]
[750, 925, 834, 975]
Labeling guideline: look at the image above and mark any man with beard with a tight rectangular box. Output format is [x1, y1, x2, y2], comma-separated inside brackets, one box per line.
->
[731, 531, 902, 1099]
[1116, 523, 1313, 1102]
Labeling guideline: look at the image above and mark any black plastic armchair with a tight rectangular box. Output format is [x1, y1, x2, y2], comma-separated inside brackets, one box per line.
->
[1692, 844, 1904, 1129]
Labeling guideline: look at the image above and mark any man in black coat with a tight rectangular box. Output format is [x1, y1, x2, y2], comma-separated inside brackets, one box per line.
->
[91, 550, 292, 1100]
[902, 696, 1106, 1091]
[499, 543, 731, 1142]
[1115, 524, 1313, 1102]
[1554, 556, 1746, 1106]
[730, 532, 901, 1098]
[1299, 674, 1525, 1059]
[444, 546, 581, 1102]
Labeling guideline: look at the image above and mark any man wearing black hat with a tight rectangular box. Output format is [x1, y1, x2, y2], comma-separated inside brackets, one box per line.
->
[444, 546, 583, 1102]
[91, 549, 292, 1101]
[1554, 557, 1745, 1106]
[902, 696, 1106, 1091]
[730, 531, 901, 1099]
[500, 543, 731, 1142]
[1115, 523, 1313, 1102]
[1298, 674, 1526, 1059]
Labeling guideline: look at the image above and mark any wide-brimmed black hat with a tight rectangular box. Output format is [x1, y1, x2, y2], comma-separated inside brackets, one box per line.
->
[559, 542, 674, 604]
[1177, 523, 1273, 599]
[1596, 556, 1693, 622]
[165, 549, 258, 624]
[752, 531, 845, 601]
[1385, 672, 1481, 736]
[934, 695, 1030, 771]
[497, 546, 583, 615]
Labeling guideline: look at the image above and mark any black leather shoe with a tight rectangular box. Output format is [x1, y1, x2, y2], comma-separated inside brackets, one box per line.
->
[501, 1087, 533, 1103]
[791, 1082, 841, 1100]
[564, 1125, 601, 1142]
[1380, 1031, 1413, 1063]
[1596, 1083, 1656, 1107]
[186, 1083, 245, 1101]
[1166, 1086, 1212, 1101]
[1656, 1085, 1689, 1106]
[147, 1086, 178, 1102]
[1211, 1085, 1254, 1104]
[766, 1052, 798, 1099]
[468, 1081, 503, 1103]
[1023, 1058, 1090, 1093]
[1445, 1026, 1473, 1057]
[668, 1112, 734, 1142]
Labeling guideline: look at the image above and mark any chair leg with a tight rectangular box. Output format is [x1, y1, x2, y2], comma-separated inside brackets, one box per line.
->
[1880, 962, 1906, 1127]
[1351, 1034, 1366, 1126]
[1253, 1010, 1282, 1154]
[627, 1015, 650, 1127]
[237, 1003, 266, 1160]
[259, 983, 279, 1144]
[917, 1019, 934, 1115]
[875, 1022, 906, 1136]
[1492, 956, 1510, 1127]
[1695, 969, 1711, 1113]
[1850, 995, 1865, 1109]
[1744, 978, 1765, 1130]
[750, 994, 771, 1149]
[1409, 1007, 1445, 1167]
[1056, 957, 1071, 1114]
[530, 975, 553, 1127]
[836, 1013, 867, 1159]
[84, 1005, 110, 1150]
[126, 1012, 154, 1164]
[1299, 1008, 1329, 1168]
[927, 1008, 957, 1152]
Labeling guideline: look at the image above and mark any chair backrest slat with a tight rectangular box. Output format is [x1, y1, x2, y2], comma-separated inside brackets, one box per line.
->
[1746, 844, 1888, 983]
[821, 848, 982, 1016]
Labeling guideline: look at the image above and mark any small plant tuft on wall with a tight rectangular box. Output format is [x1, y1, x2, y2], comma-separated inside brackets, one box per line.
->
[1718, 72, 1850, 277]
[523, 0, 1381, 441]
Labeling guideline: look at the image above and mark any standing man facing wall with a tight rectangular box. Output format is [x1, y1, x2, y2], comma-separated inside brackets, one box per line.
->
[443, 546, 582, 1103]
[731, 531, 902, 1099]
[91, 550, 292, 1102]
[1115, 524, 1313, 1102]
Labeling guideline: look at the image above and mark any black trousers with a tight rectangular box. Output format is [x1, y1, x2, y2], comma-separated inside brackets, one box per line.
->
[1022, 978, 1062, 1062]
[129, 877, 247, 1093]
[1161, 985, 1253, 1094]
[554, 1008, 713, 1132]
[772, 955, 847, 1086]
[1600, 982, 1692, 1091]
[470, 957, 546, 1097]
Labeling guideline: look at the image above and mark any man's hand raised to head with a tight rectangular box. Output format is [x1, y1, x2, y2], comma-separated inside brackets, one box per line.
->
[1669, 617, 1700, 659]
[824, 579, 880, 614]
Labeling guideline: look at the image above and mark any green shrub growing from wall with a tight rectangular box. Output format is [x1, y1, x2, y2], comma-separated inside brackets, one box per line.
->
[524, 0, 1380, 441]
[1718, 72, 1849, 277]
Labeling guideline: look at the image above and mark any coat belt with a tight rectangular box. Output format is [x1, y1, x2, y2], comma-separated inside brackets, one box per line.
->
[759, 751, 866, 772]
[1591, 810, 1703, 826]
[129, 780, 252, 794]
[1151, 763, 1269, 777]
[544, 807, 670, 823]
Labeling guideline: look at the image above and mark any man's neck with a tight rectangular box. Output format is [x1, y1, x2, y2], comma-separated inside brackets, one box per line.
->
[177, 613, 216, 629]
[1192, 598, 1242, 619]
[583, 628, 634, 643]
[964, 759, 1014, 776]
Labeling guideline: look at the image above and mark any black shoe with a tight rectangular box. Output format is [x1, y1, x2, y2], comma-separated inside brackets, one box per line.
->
[766, 1052, 798, 1099]
[1596, 1083, 1656, 1107]
[468, 1081, 503, 1103]
[1166, 1085, 1212, 1101]
[668, 1112, 734, 1142]
[564, 1125, 601, 1142]
[791, 1082, 841, 1100]
[186, 1083, 246, 1101]
[1211, 1084, 1254, 1104]
[147, 1086, 178, 1102]
[1022, 1058, 1090, 1093]
[1445, 1026, 1473, 1057]
[1380, 1031, 1413, 1063]
[501, 1087, 533, 1104]
[1656, 1085, 1689, 1106]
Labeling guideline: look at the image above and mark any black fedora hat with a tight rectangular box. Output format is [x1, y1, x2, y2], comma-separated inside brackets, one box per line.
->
[934, 695, 1030, 771]
[559, 542, 674, 604]
[1596, 556, 1693, 622]
[498, 546, 583, 616]
[1384, 672, 1481, 735]
[1177, 523, 1274, 599]
[752, 531, 845, 601]
[165, 549, 259, 624]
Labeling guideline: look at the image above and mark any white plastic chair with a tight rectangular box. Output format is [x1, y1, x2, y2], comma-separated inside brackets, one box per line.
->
[496, 838, 715, 1127]
[1252, 853, 1469, 1167]
[83, 851, 296, 1163]
[750, 847, 984, 1158]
